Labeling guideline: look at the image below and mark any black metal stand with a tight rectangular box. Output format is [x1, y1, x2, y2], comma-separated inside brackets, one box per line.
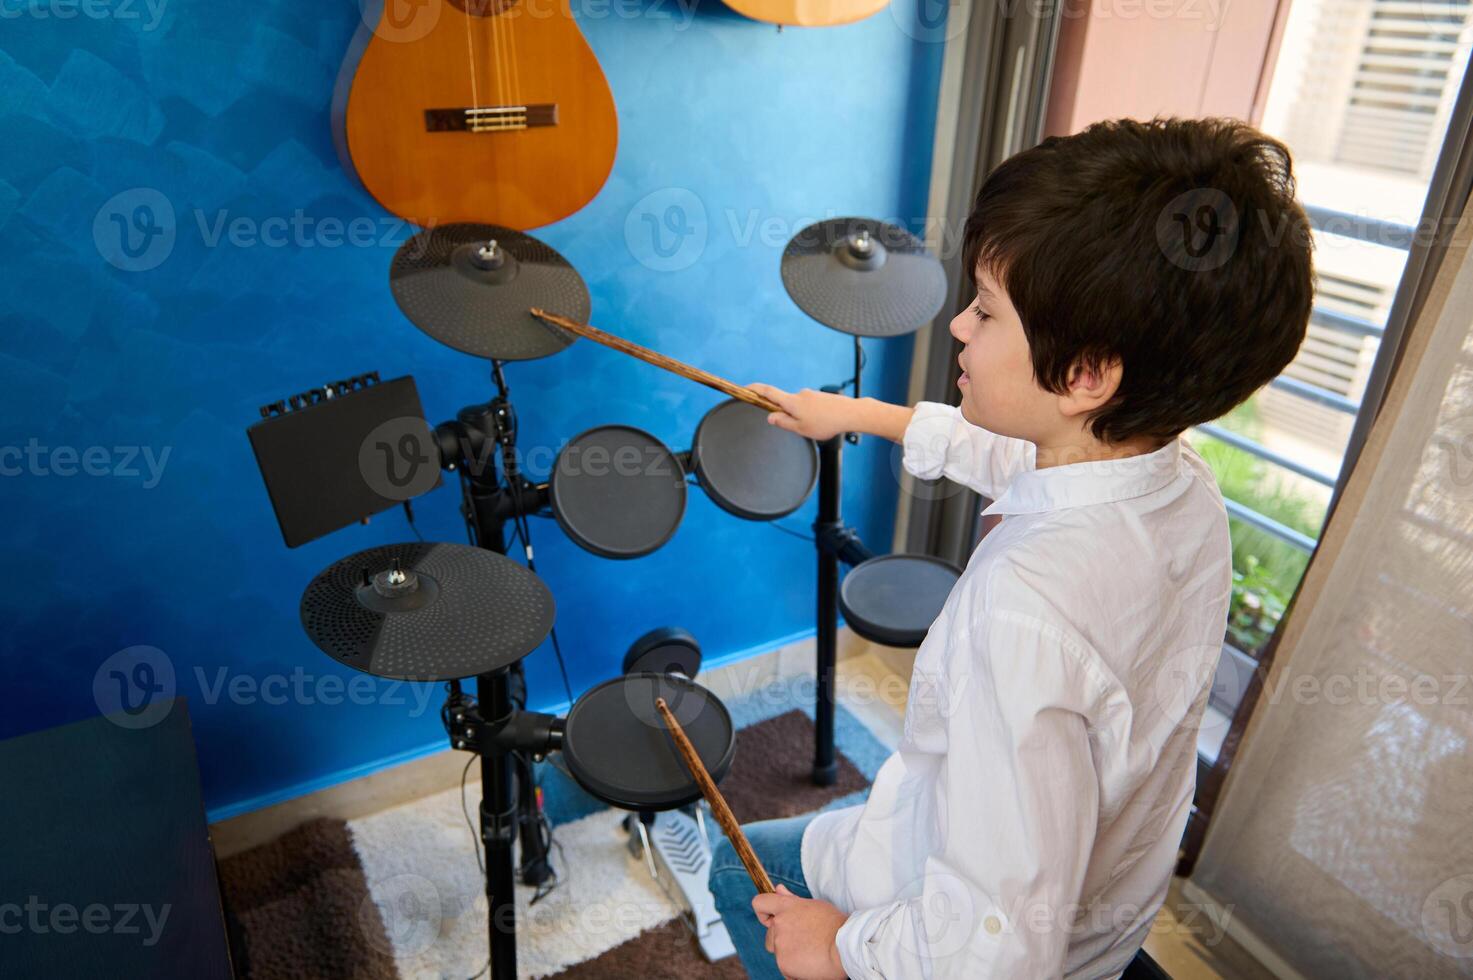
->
[431, 361, 564, 977]
[810, 385, 875, 786]
[443, 666, 564, 980]
[478, 667, 519, 980]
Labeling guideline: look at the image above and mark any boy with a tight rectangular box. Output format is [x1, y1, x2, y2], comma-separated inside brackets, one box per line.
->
[707, 116, 1314, 978]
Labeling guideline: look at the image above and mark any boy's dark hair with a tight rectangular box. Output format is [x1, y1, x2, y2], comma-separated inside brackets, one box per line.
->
[961, 115, 1315, 444]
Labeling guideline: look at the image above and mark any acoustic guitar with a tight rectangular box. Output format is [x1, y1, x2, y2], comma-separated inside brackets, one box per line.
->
[722, 0, 888, 27]
[332, 0, 618, 230]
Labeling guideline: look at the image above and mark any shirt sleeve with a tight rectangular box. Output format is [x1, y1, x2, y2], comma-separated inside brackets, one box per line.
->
[833, 607, 1105, 979]
[901, 401, 1036, 500]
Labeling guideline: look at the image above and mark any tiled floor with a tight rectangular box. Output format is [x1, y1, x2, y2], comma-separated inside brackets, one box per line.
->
[816, 642, 1277, 980]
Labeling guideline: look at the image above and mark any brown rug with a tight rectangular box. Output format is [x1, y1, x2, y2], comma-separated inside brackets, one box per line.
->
[218, 708, 870, 979]
[218, 816, 398, 980]
[719, 708, 870, 825]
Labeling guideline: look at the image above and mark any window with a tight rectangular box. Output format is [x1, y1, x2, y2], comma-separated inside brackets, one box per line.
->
[1190, 0, 1473, 750]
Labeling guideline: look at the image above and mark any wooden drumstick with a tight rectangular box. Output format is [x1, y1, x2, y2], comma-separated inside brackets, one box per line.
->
[654, 696, 775, 895]
[529, 308, 785, 416]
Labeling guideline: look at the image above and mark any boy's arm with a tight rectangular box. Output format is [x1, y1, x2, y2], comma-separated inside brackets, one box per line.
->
[834, 606, 1105, 979]
[745, 384, 913, 442]
[900, 401, 1034, 499]
[745, 384, 1034, 499]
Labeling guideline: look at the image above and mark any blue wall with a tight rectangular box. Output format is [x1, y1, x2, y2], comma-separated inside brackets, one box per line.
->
[0, 0, 944, 817]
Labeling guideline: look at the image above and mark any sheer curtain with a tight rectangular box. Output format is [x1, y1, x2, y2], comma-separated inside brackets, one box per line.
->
[1189, 203, 1473, 976]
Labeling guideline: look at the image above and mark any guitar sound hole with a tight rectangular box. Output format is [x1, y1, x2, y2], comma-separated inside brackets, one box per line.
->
[448, 0, 520, 16]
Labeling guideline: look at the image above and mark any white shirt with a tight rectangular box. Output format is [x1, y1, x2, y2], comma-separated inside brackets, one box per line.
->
[802, 401, 1232, 979]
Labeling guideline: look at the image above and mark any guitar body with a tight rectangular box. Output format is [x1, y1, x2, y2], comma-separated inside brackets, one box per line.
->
[334, 0, 618, 230]
[721, 0, 888, 27]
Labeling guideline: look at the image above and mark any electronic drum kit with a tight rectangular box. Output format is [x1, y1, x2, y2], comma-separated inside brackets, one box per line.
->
[282, 217, 962, 975]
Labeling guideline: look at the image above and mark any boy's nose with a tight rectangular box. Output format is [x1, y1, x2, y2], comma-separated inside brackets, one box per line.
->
[948, 312, 972, 344]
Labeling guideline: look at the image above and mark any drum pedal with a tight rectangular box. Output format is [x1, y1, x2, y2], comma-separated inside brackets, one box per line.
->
[623, 805, 735, 962]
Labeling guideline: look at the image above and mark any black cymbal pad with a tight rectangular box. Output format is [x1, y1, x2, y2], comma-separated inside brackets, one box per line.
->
[561, 672, 735, 811]
[839, 553, 961, 648]
[300, 542, 555, 681]
[781, 217, 947, 337]
[390, 223, 591, 360]
[694, 398, 817, 521]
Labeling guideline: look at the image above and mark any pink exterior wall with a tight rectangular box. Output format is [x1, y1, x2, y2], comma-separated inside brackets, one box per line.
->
[1045, 0, 1293, 136]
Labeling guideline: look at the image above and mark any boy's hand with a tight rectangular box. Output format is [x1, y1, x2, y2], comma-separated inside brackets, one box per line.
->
[746, 383, 857, 442]
[751, 883, 849, 980]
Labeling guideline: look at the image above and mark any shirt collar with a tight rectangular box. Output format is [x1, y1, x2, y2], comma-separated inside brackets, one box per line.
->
[981, 437, 1186, 517]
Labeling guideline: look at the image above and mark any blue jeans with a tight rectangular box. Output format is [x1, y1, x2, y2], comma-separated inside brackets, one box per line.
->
[709, 813, 817, 980]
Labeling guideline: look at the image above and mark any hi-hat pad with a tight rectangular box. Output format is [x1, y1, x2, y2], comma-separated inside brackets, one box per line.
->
[300, 542, 555, 681]
[780, 217, 947, 337]
[390, 223, 591, 360]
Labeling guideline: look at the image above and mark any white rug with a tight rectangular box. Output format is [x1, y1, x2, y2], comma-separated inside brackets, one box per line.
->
[351, 788, 682, 979]
[347, 673, 895, 979]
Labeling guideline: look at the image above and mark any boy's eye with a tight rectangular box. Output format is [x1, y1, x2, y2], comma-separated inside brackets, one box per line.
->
[971, 302, 990, 322]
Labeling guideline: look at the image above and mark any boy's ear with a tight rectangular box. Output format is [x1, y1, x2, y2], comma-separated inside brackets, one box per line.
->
[1059, 354, 1123, 418]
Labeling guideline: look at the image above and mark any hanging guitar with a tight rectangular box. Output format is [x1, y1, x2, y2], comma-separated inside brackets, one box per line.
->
[332, 0, 618, 230]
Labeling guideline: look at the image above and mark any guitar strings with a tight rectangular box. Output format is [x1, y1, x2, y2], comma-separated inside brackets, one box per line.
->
[464, 0, 481, 111]
[506, 0, 522, 112]
[489, 0, 509, 114]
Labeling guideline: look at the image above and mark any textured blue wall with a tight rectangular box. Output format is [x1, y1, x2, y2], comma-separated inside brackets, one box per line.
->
[0, 0, 945, 817]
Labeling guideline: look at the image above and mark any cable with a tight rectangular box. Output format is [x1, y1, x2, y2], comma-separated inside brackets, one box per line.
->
[457, 471, 478, 547]
[489, 366, 577, 709]
[834, 342, 868, 393]
[456, 732, 489, 980]
[459, 753, 485, 876]
[510, 750, 565, 907]
[453, 702, 534, 980]
[767, 520, 815, 543]
[505, 496, 576, 708]
[402, 500, 425, 541]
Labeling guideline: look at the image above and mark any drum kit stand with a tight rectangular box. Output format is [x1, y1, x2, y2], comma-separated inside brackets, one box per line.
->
[257, 216, 961, 977]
